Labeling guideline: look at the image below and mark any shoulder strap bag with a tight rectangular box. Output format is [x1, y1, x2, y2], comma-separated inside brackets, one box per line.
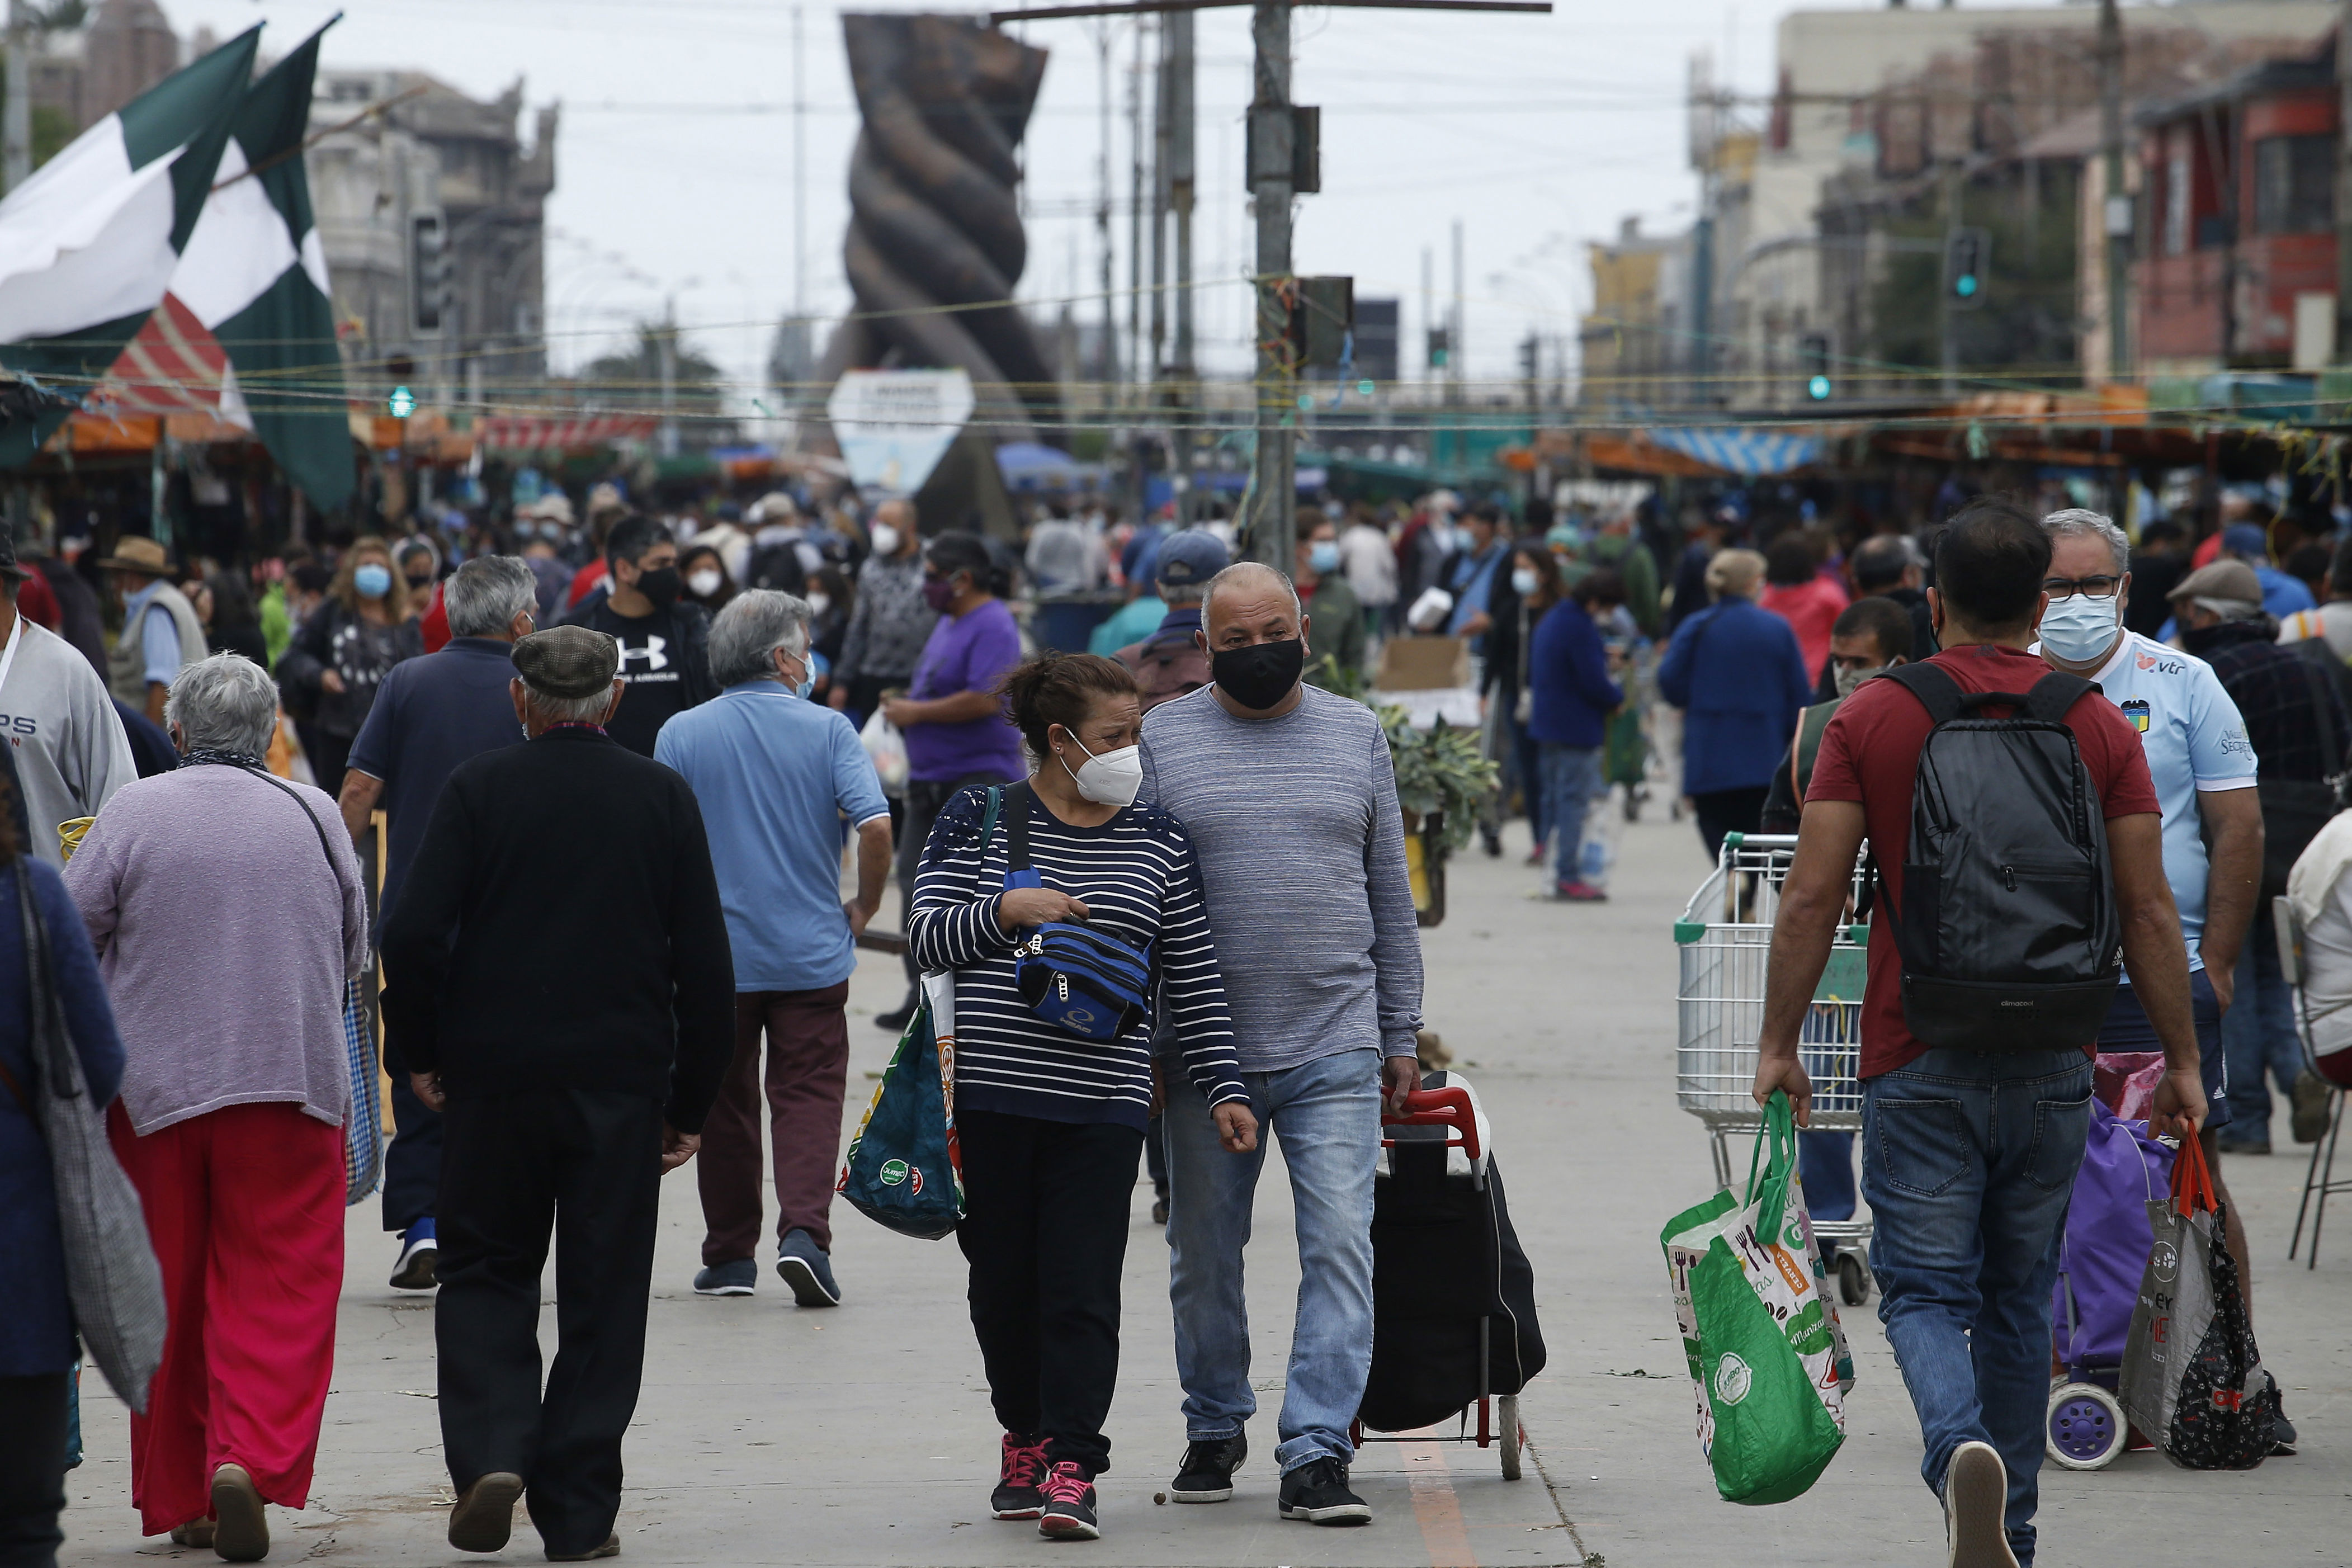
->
[999, 780, 1154, 1043]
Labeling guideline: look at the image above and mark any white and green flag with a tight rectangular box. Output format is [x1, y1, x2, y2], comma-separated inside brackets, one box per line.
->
[0, 27, 260, 465]
[172, 27, 351, 509]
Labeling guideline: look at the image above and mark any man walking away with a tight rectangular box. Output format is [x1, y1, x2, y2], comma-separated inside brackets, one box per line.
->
[1756, 498, 2204, 1568]
[0, 523, 135, 866]
[1657, 547, 1813, 862]
[98, 536, 207, 726]
[1140, 561, 1424, 1527]
[341, 556, 539, 1290]
[565, 514, 718, 757]
[1810, 535, 1935, 700]
[1116, 530, 1226, 711]
[2174, 560, 2348, 1158]
[656, 592, 892, 1306]
[381, 626, 735, 1562]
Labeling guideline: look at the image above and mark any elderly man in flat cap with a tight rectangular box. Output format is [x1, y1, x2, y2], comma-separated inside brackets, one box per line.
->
[380, 625, 736, 1562]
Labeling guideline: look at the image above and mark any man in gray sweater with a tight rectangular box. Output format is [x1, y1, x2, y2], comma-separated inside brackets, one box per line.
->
[1139, 560, 1424, 1527]
[0, 526, 135, 865]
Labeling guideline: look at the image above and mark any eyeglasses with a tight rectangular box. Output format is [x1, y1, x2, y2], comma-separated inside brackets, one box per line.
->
[2041, 574, 2123, 601]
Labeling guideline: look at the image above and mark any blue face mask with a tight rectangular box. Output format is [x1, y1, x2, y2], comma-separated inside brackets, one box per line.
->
[353, 563, 391, 599]
[2037, 591, 2123, 665]
[1308, 541, 1342, 575]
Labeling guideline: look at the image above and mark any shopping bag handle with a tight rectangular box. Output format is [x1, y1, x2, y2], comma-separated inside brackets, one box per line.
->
[2171, 1126, 2218, 1215]
[1745, 1090, 1796, 1208]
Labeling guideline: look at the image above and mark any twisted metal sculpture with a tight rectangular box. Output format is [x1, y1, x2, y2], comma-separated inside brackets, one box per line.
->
[817, 13, 1061, 446]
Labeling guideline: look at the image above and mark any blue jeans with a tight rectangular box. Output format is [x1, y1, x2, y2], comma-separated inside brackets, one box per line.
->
[2222, 918, 2301, 1138]
[1864, 1049, 2093, 1568]
[1537, 743, 1602, 885]
[1164, 1047, 1381, 1473]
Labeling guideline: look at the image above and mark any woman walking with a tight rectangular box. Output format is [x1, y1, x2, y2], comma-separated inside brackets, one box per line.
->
[275, 536, 422, 794]
[0, 771, 127, 1568]
[908, 653, 1258, 1543]
[66, 655, 368, 1562]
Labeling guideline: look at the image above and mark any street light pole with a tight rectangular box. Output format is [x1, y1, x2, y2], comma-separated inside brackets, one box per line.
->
[3, 0, 32, 195]
[1244, 0, 1295, 570]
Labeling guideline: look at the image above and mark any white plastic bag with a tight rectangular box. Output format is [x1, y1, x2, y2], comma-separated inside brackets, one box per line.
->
[861, 708, 909, 795]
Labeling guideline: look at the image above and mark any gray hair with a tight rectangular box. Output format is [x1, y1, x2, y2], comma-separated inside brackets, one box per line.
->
[518, 682, 619, 725]
[164, 653, 278, 756]
[1202, 560, 1301, 624]
[2042, 508, 2130, 574]
[708, 589, 812, 687]
[443, 555, 537, 637]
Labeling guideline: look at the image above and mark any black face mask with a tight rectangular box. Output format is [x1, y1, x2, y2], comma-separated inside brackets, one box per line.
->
[1211, 637, 1305, 711]
[636, 565, 682, 608]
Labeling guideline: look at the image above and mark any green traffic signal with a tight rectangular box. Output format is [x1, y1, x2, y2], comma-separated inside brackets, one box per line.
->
[1807, 374, 1831, 401]
[388, 385, 417, 418]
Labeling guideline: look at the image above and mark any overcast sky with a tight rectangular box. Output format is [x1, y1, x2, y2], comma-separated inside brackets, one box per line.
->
[160, 0, 2064, 414]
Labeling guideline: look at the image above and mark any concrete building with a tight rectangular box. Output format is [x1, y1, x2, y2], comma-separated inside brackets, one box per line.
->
[1579, 218, 1692, 414]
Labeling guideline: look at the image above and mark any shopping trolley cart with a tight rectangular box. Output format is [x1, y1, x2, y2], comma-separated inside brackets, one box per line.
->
[1674, 832, 1875, 1305]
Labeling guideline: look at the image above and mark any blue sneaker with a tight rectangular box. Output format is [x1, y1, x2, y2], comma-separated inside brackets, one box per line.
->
[391, 1217, 437, 1291]
[693, 1258, 758, 1297]
[776, 1228, 840, 1307]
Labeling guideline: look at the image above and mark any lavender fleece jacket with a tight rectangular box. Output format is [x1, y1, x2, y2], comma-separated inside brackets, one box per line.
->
[65, 765, 367, 1136]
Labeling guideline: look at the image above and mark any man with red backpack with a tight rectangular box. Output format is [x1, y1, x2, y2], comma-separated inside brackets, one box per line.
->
[1753, 498, 2205, 1568]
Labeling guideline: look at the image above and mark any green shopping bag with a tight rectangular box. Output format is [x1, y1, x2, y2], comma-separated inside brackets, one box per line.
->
[1660, 1092, 1853, 1504]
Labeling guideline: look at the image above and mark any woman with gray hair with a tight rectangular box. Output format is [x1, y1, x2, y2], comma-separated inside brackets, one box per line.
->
[64, 653, 367, 1562]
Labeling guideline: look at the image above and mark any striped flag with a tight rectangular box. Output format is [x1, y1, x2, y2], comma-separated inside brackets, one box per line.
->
[0, 27, 260, 465]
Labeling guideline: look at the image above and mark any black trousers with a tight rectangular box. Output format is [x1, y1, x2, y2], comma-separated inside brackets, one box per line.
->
[0, 1372, 68, 1568]
[1692, 785, 1770, 865]
[956, 1108, 1143, 1476]
[896, 772, 1011, 989]
[381, 1070, 443, 1234]
[436, 1089, 662, 1557]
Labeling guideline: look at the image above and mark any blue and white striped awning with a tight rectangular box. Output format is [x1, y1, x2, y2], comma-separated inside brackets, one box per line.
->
[1645, 427, 1824, 476]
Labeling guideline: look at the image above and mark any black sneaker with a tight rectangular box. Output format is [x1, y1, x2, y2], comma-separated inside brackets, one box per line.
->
[1038, 1460, 1100, 1541]
[1170, 1433, 1246, 1503]
[390, 1220, 438, 1291]
[1278, 1457, 1369, 1525]
[875, 994, 918, 1032]
[2269, 1376, 2298, 1456]
[992, 1433, 1048, 1520]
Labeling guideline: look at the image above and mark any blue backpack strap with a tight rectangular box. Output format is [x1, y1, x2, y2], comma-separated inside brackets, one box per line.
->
[1883, 659, 1964, 726]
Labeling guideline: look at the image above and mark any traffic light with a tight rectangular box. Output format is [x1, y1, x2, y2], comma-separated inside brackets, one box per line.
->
[1426, 327, 1449, 370]
[1800, 333, 1831, 400]
[410, 211, 450, 336]
[387, 385, 417, 418]
[1945, 228, 1990, 310]
[1517, 333, 1539, 382]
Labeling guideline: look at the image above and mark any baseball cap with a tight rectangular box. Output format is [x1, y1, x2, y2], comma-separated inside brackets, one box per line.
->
[1155, 528, 1230, 590]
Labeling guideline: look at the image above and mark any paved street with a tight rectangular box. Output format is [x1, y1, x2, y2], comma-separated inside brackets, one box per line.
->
[60, 807, 2352, 1566]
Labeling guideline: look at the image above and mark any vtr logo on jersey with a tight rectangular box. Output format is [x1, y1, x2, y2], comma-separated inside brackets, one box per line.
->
[618, 636, 669, 673]
[2121, 698, 2151, 733]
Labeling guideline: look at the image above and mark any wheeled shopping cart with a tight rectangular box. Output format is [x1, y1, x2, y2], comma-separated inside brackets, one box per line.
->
[1675, 832, 1875, 1305]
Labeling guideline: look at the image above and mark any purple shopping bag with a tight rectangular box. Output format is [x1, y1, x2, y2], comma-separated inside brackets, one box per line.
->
[2053, 1099, 2173, 1373]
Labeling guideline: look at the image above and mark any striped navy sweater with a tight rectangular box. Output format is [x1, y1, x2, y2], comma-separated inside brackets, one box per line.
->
[907, 785, 1246, 1129]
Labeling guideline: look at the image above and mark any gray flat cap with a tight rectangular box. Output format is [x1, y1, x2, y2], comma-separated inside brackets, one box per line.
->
[512, 625, 619, 697]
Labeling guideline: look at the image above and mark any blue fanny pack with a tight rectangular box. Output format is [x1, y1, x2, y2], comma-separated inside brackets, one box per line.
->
[995, 782, 1153, 1042]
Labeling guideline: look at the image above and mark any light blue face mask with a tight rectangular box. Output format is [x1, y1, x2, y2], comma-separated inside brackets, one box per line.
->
[353, 562, 392, 599]
[1309, 541, 1342, 575]
[2038, 591, 2123, 665]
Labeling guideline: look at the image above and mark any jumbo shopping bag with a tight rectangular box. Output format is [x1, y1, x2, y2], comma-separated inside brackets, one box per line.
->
[837, 972, 964, 1239]
[1660, 1091, 1854, 1504]
[2120, 1131, 2275, 1467]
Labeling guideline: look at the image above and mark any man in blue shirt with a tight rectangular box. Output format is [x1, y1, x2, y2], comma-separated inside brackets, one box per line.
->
[342, 555, 539, 1290]
[1442, 504, 1509, 654]
[656, 589, 893, 1307]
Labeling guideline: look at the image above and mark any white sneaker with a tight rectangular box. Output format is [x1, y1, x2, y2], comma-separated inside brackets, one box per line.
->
[1943, 1441, 2018, 1568]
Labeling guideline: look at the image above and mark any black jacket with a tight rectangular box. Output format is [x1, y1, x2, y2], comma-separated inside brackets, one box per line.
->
[378, 728, 736, 1134]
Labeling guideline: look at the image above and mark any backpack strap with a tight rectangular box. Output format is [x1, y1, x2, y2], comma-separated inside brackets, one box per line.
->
[2020, 671, 2094, 726]
[1883, 660, 1966, 725]
[1002, 779, 1032, 873]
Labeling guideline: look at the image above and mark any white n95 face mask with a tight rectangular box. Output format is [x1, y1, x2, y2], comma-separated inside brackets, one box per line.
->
[869, 523, 901, 558]
[1065, 734, 1144, 807]
[2038, 592, 2123, 665]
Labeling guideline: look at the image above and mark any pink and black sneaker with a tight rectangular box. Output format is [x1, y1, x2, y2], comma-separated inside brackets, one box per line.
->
[992, 1434, 1048, 1520]
[1038, 1460, 1100, 1541]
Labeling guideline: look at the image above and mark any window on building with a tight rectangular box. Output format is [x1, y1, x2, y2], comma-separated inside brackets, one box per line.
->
[2255, 134, 2334, 234]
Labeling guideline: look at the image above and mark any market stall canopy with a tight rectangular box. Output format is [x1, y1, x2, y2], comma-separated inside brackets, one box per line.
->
[1643, 427, 1823, 476]
[994, 440, 1093, 490]
[476, 413, 662, 452]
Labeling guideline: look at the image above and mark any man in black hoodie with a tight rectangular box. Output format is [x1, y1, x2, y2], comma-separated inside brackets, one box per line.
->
[381, 624, 735, 1562]
[1812, 533, 1938, 702]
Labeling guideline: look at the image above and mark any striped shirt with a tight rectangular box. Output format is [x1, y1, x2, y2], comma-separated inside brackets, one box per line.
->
[908, 785, 1246, 1129]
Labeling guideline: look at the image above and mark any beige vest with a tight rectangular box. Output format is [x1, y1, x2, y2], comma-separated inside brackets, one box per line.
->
[108, 580, 211, 704]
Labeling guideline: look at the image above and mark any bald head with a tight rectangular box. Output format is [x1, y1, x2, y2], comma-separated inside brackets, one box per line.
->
[1203, 561, 1302, 634]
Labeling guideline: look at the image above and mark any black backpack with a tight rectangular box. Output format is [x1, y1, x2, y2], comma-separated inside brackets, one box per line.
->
[1879, 662, 2124, 1051]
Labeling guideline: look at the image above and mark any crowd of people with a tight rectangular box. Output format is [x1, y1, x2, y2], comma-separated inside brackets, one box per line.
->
[3, 467, 2351, 1566]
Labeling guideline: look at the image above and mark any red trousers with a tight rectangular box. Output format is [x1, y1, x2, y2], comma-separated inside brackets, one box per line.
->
[697, 984, 850, 1264]
[107, 1101, 344, 1537]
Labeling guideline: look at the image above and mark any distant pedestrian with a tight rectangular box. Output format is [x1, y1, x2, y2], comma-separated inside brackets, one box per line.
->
[1656, 547, 1813, 862]
[1440, 504, 1510, 654]
[1114, 529, 1225, 712]
[1026, 503, 1108, 594]
[339, 556, 539, 1291]
[0, 524, 136, 867]
[1296, 511, 1366, 686]
[1140, 561, 1424, 1527]
[679, 542, 738, 616]
[1810, 535, 1935, 700]
[68, 654, 367, 1562]
[655, 592, 893, 1307]
[98, 536, 207, 727]
[2276, 529, 2352, 665]
[876, 532, 1027, 1032]
[1759, 532, 1848, 686]
[2219, 522, 2316, 620]
[1338, 506, 1397, 637]
[828, 498, 936, 727]
[1755, 498, 2203, 1568]
[275, 536, 422, 795]
[380, 626, 734, 1562]
[1526, 568, 1626, 901]
[195, 572, 269, 667]
[563, 514, 719, 757]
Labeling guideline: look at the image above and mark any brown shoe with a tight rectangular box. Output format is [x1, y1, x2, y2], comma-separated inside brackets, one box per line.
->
[208, 1463, 268, 1562]
[546, 1534, 620, 1561]
[169, 1519, 216, 1548]
[2293, 1071, 2335, 1145]
[447, 1472, 524, 1553]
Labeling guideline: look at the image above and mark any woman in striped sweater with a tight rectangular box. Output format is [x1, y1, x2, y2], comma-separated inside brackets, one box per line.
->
[909, 652, 1258, 1543]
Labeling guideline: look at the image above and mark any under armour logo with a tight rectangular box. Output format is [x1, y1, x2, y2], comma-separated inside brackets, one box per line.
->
[619, 635, 669, 672]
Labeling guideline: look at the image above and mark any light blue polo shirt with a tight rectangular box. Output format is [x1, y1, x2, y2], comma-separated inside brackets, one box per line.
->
[2071, 629, 2257, 971]
[654, 680, 891, 993]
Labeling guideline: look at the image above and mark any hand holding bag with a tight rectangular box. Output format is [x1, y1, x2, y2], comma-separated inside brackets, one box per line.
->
[999, 782, 1153, 1042]
[12, 866, 167, 1412]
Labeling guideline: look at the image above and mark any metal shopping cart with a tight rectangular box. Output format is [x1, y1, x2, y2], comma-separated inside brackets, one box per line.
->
[1674, 832, 1875, 1305]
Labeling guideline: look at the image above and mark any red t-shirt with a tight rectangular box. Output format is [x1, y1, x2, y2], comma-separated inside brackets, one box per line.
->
[1806, 644, 2160, 1076]
[566, 558, 608, 607]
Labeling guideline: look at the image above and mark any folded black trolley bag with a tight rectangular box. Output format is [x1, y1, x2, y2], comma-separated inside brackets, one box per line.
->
[1356, 1071, 1546, 1476]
